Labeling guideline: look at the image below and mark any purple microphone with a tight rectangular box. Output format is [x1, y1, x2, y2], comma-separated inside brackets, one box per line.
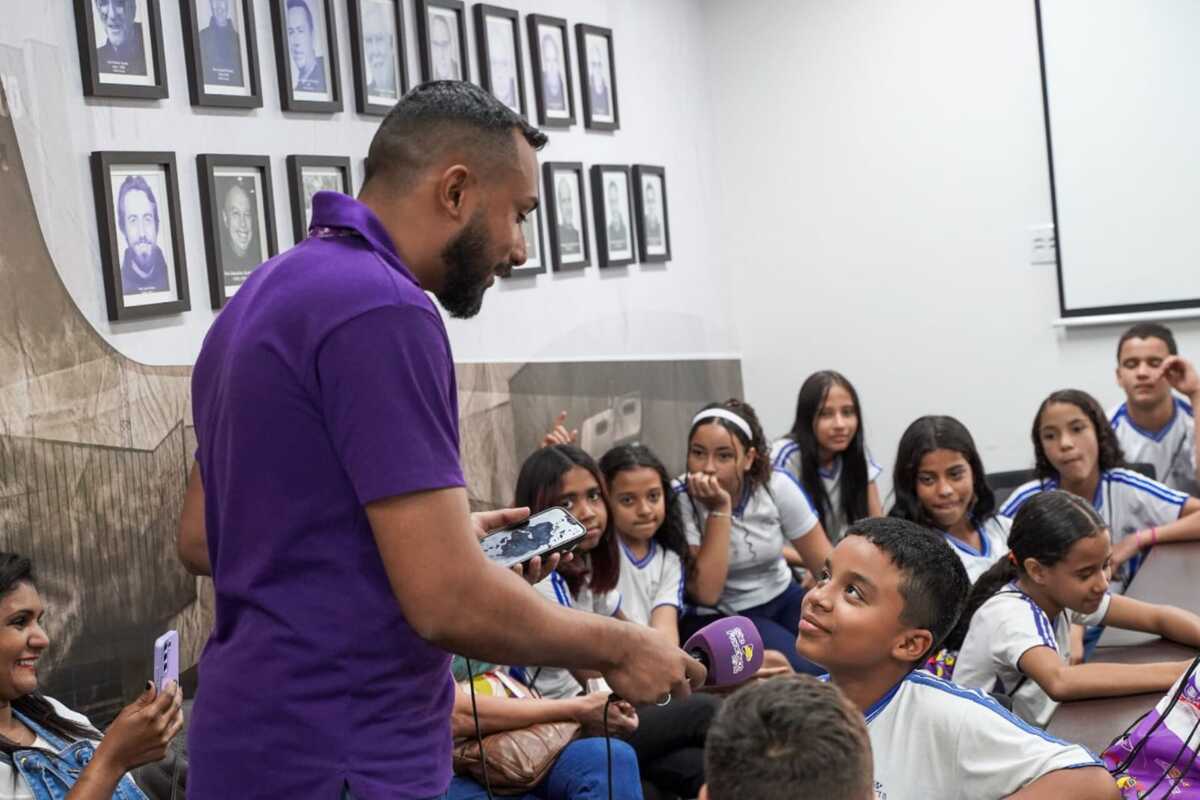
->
[683, 616, 765, 687]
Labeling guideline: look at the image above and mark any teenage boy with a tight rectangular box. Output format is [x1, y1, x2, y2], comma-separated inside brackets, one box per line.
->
[1111, 322, 1200, 496]
[701, 674, 874, 800]
[796, 517, 1119, 800]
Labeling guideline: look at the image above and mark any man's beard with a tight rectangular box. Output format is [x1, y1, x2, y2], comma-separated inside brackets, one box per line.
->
[436, 211, 505, 320]
[131, 240, 157, 268]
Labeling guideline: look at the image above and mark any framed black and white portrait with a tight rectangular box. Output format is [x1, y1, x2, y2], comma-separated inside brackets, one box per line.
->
[348, 0, 407, 115]
[527, 14, 573, 127]
[590, 165, 635, 268]
[286, 155, 351, 242]
[90, 151, 190, 320]
[197, 155, 278, 308]
[417, 0, 469, 83]
[576, 24, 618, 131]
[73, 0, 168, 99]
[180, 0, 263, 108]
[508, 204, 546, 277]
[474, 5, 525, 116]
[633, 165, 671, 263]
[543, 162, 589, 271]
[270, 0, 341, 112]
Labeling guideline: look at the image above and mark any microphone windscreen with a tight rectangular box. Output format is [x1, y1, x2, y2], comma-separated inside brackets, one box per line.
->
[683, 615, 765, 687]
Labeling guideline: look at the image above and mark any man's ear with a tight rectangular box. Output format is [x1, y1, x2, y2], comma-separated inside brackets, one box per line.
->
[438, 164, 472, 219]
[890, 628, 934, 664]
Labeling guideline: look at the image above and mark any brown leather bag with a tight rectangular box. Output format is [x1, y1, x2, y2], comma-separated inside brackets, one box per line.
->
[452, 670, 581, 794]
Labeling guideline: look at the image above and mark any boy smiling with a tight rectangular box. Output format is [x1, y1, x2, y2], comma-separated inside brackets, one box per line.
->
[797, 517, 1118, 799]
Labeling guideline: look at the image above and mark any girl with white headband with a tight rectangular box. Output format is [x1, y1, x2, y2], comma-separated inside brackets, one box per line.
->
[674, 399, 833, 674]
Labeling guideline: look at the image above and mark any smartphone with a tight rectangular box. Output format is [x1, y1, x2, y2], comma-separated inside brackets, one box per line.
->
[479, 506, 588, 569]
[153, 630, 179, 693]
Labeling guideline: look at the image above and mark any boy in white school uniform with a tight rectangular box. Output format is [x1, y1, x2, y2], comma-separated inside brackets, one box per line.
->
[1110, 323, 1200, 496]
[795, 517, 1119, 800]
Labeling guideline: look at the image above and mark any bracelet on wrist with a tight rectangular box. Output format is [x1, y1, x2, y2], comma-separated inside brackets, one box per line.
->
[708, 510, 731, 519]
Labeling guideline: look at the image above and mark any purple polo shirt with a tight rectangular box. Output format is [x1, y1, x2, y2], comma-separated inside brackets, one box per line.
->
[188, 192, 464, 799]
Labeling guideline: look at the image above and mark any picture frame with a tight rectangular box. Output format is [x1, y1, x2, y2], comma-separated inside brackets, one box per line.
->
[180, 0, 264, 108]
[576, 24, 618, 131]
[474, 4, 526, 116]
[632, 165, 671, 263]
[508, 203, 546, 277]
[90, 151, 190, 320]
[269, 0, 342, 112]
[416, 0, 470, 83]
[286, 155, 352, 243]
[590, 164, 635, 268]
[347, 0, 408, 116]
[543, 162, 589, 272]
[527, 14, 574, 127]
[73, 0, 169, 99]
[197, 154, 278, 308]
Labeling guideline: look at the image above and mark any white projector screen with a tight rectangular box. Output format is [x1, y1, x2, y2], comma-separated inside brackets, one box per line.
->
[1038, 0, 1200, 317]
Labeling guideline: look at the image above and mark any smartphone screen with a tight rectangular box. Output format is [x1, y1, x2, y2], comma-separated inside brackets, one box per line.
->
[154, 630, 179, 692]
[479, 507, 587, 569]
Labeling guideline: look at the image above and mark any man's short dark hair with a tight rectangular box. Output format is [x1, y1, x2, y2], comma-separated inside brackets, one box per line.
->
[116, 175, 159, 235]
[286, 0, 315, 32]
[1118, 322, 1178, 360]
[705, 675, 873, 800]
[362, 80, 547, 191]
[844, 517, 969, 662]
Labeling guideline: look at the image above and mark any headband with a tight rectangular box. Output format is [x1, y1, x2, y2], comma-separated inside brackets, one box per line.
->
[691, 408, 752, 441]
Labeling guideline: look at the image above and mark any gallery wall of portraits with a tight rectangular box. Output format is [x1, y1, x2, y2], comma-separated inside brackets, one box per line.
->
[2, 0, 737, 368]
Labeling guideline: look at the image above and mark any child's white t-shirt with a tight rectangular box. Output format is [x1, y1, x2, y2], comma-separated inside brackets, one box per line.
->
[770, 439, 882, 542]
[528, 570, 621, 699]
[999, 467, 1188, 588]
[616, 539, 684, 627]
[1110, 397, 1198, 496]
[955, 581, 1112, 727]
[673, 469, 819, 614]
[940, 515, 1012, 583]
[861, 671, 1102, 800]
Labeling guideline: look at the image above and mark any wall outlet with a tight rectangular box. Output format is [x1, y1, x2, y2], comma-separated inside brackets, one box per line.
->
[1029, 224, 1057, 265]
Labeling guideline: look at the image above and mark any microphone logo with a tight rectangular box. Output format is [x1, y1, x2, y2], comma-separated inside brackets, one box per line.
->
[725, 626, 752, 675]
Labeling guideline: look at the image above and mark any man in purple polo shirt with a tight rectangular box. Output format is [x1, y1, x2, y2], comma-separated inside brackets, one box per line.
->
[177, 81, 703, 799]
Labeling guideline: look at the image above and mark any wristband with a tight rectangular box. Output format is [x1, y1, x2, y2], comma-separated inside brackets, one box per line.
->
[708, 511, 731, 519]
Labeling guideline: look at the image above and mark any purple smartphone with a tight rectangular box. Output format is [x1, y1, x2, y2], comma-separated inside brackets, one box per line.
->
[153, 630, 179, 692]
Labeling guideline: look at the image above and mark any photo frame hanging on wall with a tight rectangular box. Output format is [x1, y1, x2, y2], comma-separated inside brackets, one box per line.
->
[590, 165, 635, 268]
[474, 4, 526, 116]
[543, 161, 590, 272]
[576, 24, 618, 131]
[270, 0, 342, 112]
[73, 0, 169, 99]
[417, 0, 470, 83]
[527, 14, 574, 127]
[509, 204, 546, 277]
[90, 151, 190, 320]
[286, 155, 352, 242]
[197, 154, 279, 308]
[180, 0, 264, 108]
[348, 0, 408, 115]
[633, 165, 671, 263]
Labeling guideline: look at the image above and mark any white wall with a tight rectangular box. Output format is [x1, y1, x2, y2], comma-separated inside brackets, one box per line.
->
[2, 0, 738, 366]
[701, 0, 1200, 494]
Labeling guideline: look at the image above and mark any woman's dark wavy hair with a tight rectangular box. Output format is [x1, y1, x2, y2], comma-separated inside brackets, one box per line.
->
[1032, 389, 1126, 482]
[0, 554, 96, 759]
[945, 490, 1105, 650]
[784, 371, 870, 531]
[687, 399, 772, 498]
[514, 445, 619, 596]
[889, 416, 996, 530]
[599, 443, 691, 572]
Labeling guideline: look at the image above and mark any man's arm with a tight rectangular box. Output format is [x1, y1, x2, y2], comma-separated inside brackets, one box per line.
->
[1006, 767, 1120, 799]
[177, 461, 211, 577]
[366, 486, 704, 705]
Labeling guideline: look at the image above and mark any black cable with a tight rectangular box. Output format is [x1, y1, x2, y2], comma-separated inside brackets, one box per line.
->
[603, 695, 615, 800]
[465, 658, 495, 800]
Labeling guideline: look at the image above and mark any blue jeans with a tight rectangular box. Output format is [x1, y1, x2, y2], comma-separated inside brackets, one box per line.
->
[446, 738, 644, 800]
[682, 581, 823, 675]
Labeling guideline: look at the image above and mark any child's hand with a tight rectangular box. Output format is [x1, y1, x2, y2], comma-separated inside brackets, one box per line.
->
[573, 691, 639, 737]
[541, 411, 579, 448]
[1159, 356, 1200, 398]
[686, 472, 731, 513]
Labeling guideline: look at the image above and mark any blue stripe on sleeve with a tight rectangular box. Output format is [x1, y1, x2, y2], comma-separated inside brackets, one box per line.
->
[1000, 485, 1042, 518]
[773, 467, 818, 514]
[772, 441, 800, 470]
[1107, 472, 1188, 506]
